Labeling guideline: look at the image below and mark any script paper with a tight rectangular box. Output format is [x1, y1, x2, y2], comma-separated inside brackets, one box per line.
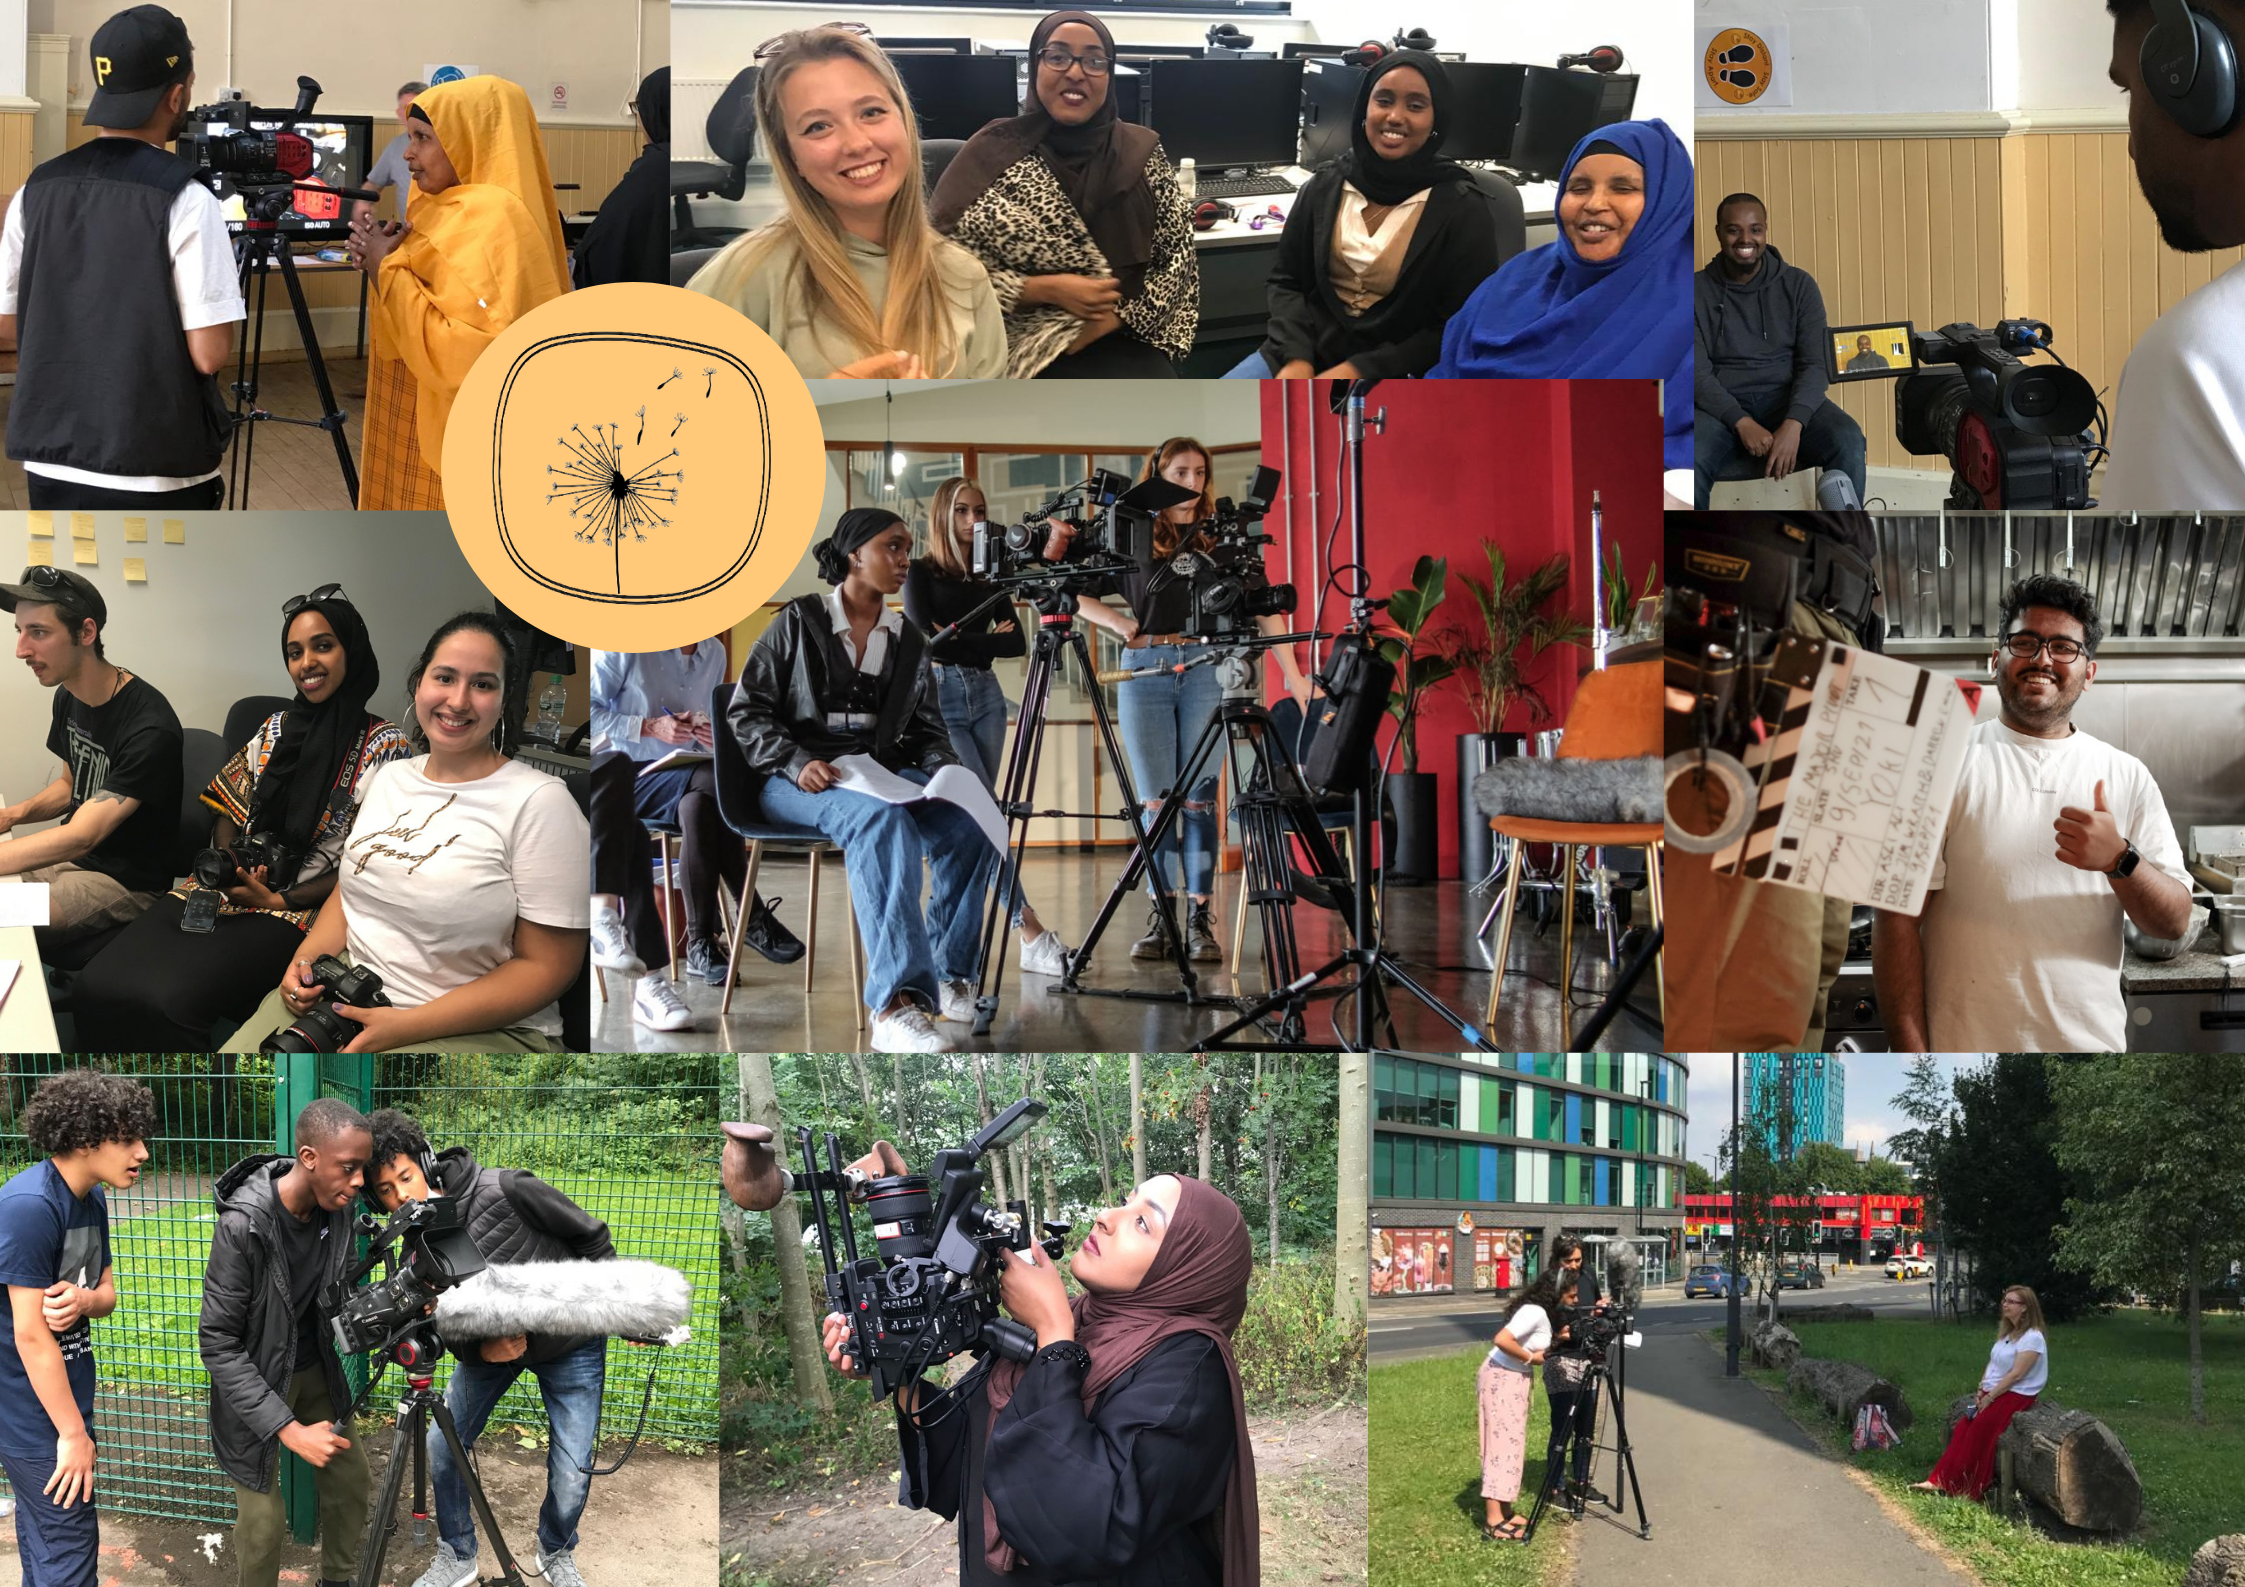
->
[1712, 643, 1972, 913]
[830, 754, 1009, 855]
[0, 885, 52, 928]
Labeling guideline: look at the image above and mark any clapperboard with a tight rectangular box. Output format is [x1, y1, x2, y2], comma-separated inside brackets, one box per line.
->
[1711, 636, 1976, 914]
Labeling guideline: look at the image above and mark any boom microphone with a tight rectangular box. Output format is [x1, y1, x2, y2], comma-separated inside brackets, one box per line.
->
[1605, 1241, 1643, 1314]
[432, 1259, 693, 1342]
[1558, 45, 1626, 72]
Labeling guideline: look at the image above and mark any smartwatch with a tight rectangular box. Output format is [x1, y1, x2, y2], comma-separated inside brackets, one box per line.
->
[2108, 838, 2140, 879]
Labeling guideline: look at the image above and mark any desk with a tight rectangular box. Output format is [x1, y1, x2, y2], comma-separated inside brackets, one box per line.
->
[268, 250, 370, 361]
[0, 847, 64, 1054]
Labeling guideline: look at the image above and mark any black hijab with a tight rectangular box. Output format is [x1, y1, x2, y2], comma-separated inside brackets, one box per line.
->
[634, 66, 670, 146]
[572, 67, 669, 288]
[246, 596, 382, 860]
[813, 507, 905, 585]
[1340, 50, 1473, 207]
[929, 9, 1164, 298]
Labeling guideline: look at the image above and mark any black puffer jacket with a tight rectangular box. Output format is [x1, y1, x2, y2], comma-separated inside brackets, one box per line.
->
[431, 1145, 614, 1367]
[198, 1155, 357, 1492]
[726, 593, 956, 785]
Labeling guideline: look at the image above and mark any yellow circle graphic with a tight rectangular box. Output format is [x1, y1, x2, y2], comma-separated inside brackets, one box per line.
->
[441, 283, 823, 653]
[1705, 28, 1772, 106]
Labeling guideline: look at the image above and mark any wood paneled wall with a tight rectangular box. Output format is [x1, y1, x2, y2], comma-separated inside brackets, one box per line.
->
[1696, 128, 2245, 474]
[0, 111, 32, 194]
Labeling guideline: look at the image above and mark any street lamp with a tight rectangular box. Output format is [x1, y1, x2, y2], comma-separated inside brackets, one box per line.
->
[1726, 1055, 1741, 1377]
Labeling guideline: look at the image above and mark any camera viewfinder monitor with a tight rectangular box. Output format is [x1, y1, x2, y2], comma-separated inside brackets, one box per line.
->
[1148, 58, 1306, 168]
[1829, 322, 1918, 383]
[206, 113, 375, 241]
[1439, 63, 1528, 162]
[1508, 67, 1639, 183]
[889, 54, 1021, 142]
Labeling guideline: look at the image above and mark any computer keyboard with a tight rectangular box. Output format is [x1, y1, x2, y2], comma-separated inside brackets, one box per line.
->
[1193, 171, 1300, 201]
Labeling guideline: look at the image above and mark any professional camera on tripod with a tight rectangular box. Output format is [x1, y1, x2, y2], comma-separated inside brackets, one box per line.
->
[1893, 319, 2103, 509]
[794, 1098, 1068, 1405]
[970, 468, 1198, 588]
[1162, 466, 1297, 641]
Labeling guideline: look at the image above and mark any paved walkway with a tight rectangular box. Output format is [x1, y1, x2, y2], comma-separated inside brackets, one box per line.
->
[1567, 1317, 1973, 1587]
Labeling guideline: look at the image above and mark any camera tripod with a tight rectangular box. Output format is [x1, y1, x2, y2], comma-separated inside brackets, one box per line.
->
[228, 182, 370, 506]
[352, 1341, 527, 1587]
[1520, 1342, 1649, 1545]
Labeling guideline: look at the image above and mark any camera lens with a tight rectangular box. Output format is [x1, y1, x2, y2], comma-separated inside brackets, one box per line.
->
[864, 1175, 935, 1262]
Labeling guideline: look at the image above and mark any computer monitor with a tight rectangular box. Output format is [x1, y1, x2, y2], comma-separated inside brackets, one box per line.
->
[1281, 42, 1346, 60]
[1508, 67, 1639, 183]
[1147, 58, 1305, 169]
[1114, 43, 1206, 60]
[1439, 63, 1527, 163]
[202, 113, 375, 241]
[889, 54, 1021, 142]
[874, 36, 974, 54]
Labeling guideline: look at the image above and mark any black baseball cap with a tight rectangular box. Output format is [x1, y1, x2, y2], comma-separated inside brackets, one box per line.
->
[0, 566, 108, 628]
[84, 6, 193, 131]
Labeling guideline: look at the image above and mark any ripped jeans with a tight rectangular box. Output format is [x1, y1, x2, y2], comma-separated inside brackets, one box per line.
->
[1116, 644, 1220, 897]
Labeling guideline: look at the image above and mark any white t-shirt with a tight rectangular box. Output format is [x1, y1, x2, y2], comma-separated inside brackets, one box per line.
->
[339, 757, 590, 1034]
[2101, 258, 2245, 509]
[0, 173, 246, 491]
[1980, 1327, 2048, 1396]
[1489, 1302, 1552, 1373]
[1921, 718, 2189, 1053]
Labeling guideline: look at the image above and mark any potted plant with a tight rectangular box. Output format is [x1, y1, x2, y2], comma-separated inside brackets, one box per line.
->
[1603, 542, 1661, 647]
[1375, 555, 1453, 884]
[1442, 543, 1591, 880]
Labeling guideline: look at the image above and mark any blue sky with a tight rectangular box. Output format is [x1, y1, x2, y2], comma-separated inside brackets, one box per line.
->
[1681, 1055, 1988, 1171]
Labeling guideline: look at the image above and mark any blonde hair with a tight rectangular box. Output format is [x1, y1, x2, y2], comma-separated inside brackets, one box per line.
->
[1140, 436, 1219, 560]
[706, 28, 966, 375]
[925, 475, 988, 579]
[1998, 1285, 2047, 1342]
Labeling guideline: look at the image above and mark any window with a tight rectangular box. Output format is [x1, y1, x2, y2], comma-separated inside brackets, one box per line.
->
[1374, 1135, 1393, 1198]
[1417, 1137, 1438, 1200]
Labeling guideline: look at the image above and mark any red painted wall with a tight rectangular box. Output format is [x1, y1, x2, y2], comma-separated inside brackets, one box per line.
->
[1255, 380, 1663, 879]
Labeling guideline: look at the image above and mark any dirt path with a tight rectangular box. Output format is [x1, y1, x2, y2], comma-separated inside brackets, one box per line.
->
[721, 1402, 1367, 1587]
[1, 1445, 715, 1587]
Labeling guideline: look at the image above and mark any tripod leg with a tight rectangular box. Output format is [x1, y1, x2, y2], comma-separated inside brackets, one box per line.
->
[431, 1398, 530, 1586]
[276, 247, 361, 503]
[974, 630, 1058, 1027]
[1600, 1369, 1652, 1538]
[1559, 844, 1579, 1050]
[354, 1400, 420, 1587]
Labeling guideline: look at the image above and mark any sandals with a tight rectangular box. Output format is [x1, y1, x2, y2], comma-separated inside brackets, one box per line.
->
[1909, 1481, 1944, 1496]
[1483, 1516, 1531, 1541]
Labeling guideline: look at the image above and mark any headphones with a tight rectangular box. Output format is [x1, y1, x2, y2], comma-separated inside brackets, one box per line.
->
[2143, 0, 2241, 137]
[1193, 198, 1237, 231]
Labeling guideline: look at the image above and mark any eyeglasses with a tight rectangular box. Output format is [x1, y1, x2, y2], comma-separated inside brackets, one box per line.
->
[755, 20, 873, 59]
[1038, 46, 1113, 75]
[283, 582, 350, 617]
[1999, 632, 2087, 664]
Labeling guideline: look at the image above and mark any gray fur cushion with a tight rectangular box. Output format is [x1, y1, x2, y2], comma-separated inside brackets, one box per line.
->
[1473, 756, 1661, 825]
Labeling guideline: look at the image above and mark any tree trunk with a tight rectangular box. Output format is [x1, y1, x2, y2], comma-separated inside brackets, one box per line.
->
[892, 1055, 908, 1149]
[2189, 1230, 2205, 1424]
[1086, 1062, 1116, 1203]
[723, 1059, 751, 1276]
[1943, 1397, 2145, 1533]
[1264, 1057, 1284, 1265]
[1335, 1052, 1368, 1326]
[1787, 1357, 1913, 1432]
[741, 1054, 832, 1413]
[974, 1055, 1010, 1205]
[1130, 1054, 1147, 1185]
[846, 1051, 878, 1130]
[1194, 1059, 1213, 1183]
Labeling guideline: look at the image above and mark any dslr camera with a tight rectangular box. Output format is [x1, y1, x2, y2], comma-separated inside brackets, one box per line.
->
[259, 954, 392, 1055]
[795, 1098, 1069, 1402]
[971, 470, 1200, 585]
[1169, 465, 1296, 640]
[324, 1192, 485, 1362]
[181, 830, 300, 933]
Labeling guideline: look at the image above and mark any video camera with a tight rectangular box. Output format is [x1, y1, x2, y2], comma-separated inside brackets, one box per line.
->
[259, 954, 391, 1055]
[795, 1098, 1069, 1403]
[179, 76, 376, 236]
[970, 470, 1201, 587]
[1894, 319, 2100, 509]
[324, 1193, 485, 1364]
[1167, 465, 1297, 641]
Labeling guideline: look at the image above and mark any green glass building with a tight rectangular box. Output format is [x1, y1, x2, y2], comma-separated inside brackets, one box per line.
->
[1370, 1054, 1689, 1298]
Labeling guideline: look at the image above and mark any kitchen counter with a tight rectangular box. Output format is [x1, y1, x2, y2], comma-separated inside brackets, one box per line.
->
[2123, 924, 2245, 994]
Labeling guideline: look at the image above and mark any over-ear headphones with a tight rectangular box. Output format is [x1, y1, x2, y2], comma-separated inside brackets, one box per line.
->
[2143, 0, 2241, 137]
[1342, 39, 1387, 69]
[1193, 198, 1237, 231]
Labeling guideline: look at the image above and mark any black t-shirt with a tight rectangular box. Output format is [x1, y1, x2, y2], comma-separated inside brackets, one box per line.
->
[45, 672, 184, 894]
[902, 562, 1029, 671]
[277, 1199, 327, 1370]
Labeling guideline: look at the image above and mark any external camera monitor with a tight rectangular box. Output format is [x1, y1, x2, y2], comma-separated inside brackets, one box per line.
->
[1828, 321, 1918, 383]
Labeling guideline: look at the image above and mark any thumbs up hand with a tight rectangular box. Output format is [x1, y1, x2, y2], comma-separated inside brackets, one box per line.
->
[2055, 778, 2126, 873]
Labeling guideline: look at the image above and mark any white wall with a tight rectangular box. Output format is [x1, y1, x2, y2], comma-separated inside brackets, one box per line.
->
[0, 512, 492, 815]
[0, 0, 27, 99]
[1695, 0, 1995, 115]
[2013, 0, 2126, 113]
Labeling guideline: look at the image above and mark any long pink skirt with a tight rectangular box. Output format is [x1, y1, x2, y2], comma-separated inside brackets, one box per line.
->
[1478, 1360, 1533, 1501]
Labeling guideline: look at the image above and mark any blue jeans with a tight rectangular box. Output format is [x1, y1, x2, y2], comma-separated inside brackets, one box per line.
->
[432, 1337, 607, 1563]
[1222, 348, 1275, 378]
[0, 1446, 101, 1587]
[758, 766, 1000, 1011]
[933, 665, 1009, 791]
[1693, 386, 1868, 508]
[1116, 645, 1221, 897]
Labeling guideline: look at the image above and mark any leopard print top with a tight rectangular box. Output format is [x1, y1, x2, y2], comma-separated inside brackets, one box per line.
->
[943, 147, 1199, 377]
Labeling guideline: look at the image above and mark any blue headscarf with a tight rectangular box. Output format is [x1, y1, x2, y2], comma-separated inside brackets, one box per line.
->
[1431, 118, 1692, 469]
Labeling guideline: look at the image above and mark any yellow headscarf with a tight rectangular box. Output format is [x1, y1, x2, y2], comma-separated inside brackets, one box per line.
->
[371, 74, 571, 472]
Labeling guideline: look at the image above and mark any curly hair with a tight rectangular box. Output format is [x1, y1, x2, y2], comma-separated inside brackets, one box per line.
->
[368, 1108, 433, 1173]
[1999, 573, 2104, 657]
[23, 1070, 157, 1158]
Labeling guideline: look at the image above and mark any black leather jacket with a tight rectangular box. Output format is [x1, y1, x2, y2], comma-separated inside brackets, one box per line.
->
[727, 593, 957, 784]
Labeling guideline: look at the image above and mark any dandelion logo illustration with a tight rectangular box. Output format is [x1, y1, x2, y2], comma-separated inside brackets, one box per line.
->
[545, 421, 683, 590]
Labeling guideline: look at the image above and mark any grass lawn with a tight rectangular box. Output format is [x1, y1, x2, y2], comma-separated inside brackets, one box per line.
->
[1369, 1346, 1571, 1587]
[1742, 1308, 2245, 1587]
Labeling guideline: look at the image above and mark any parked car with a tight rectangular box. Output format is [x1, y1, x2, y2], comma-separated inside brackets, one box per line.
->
[1776, 1260, 1827, 1290]
[1886, 1255, 1933, 1280]
[1685, 1264, 1747, 1299]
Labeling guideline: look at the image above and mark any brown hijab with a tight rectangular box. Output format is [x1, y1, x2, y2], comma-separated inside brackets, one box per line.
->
[929, 9, 1164, 299]
[979, 1175, 1258, 1583]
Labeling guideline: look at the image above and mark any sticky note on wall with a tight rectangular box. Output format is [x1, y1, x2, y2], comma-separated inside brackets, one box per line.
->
[124, 518, 147, 543]
[123, 558, 146, 583]
[28, 512, 52, 538]
[70, 513, 95, 540]
[162, 520, 185, 544]
[73, 542, 96, 566]
[28, 541, 52, 566]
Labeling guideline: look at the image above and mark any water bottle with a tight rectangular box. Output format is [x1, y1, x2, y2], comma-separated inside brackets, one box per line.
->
[1178, 157, 1196, 202]
[535, 674, 567, 746]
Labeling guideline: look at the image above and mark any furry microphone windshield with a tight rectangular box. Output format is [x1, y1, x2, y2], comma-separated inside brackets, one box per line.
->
[432, 1258, 692, 1342]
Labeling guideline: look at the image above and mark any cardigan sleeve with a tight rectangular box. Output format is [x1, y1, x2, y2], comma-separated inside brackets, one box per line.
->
[1258, 173, 1328, 370]
[1116, 151, 1200, 362]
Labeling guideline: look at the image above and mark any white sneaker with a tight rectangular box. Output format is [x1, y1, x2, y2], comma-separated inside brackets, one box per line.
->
[409, 1543, 479, 1587]
[536, 1548, 588, 1587]
[591, 905, 646, 976]
[938, 979, 980, 1022]
[631, 977, 695, 1032]
[1019, 930, 1073, 977]
[871, 1005, 955, 1052]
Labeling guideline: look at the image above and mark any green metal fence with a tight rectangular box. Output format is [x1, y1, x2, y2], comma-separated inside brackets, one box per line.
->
[0, 1055, 720, 1530]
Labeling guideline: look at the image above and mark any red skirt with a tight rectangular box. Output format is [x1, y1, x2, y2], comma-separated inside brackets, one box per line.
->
[1926, 1391, 2035, 1499]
